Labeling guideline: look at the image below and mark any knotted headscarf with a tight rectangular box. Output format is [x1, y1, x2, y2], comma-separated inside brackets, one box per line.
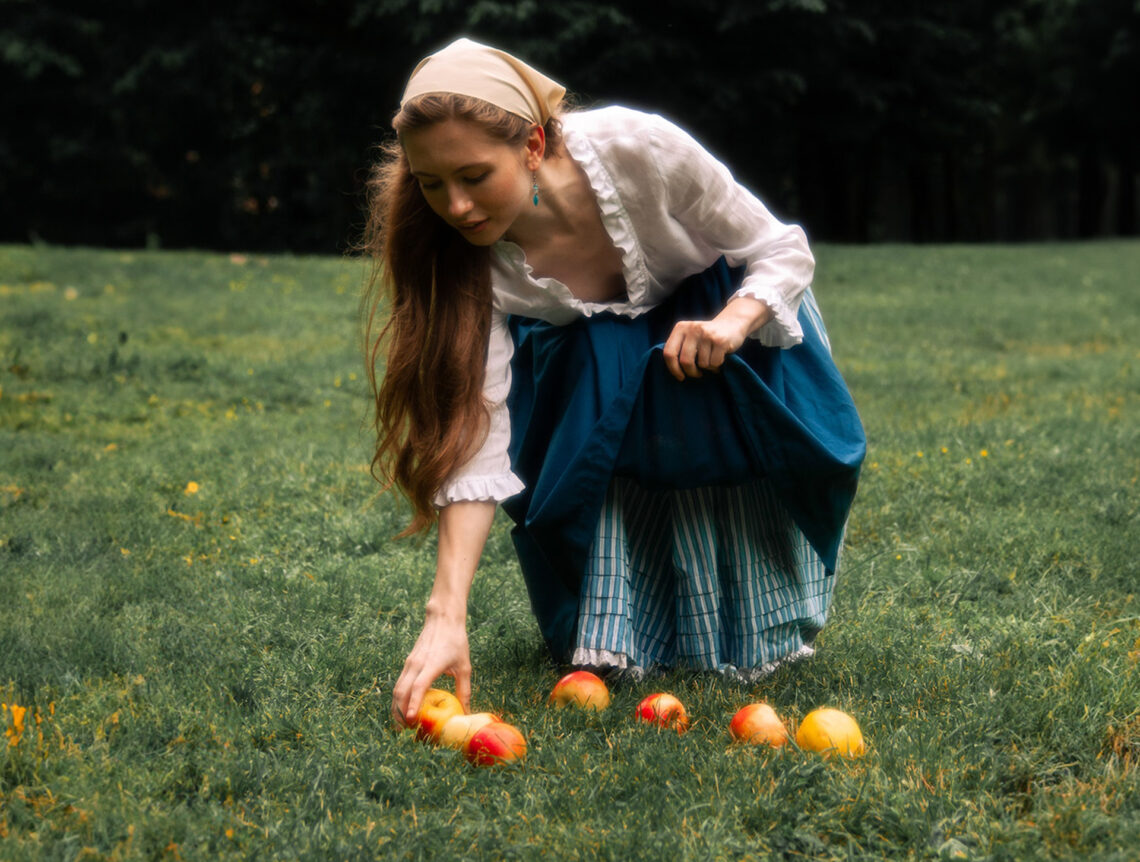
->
[401, 37, 566, 125]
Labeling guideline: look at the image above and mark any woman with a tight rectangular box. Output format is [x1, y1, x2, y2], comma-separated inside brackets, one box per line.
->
[362, 38, 865, 726]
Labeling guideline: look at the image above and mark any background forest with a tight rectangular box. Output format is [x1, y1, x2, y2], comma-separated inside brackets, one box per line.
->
[2, 0, 1138, 252]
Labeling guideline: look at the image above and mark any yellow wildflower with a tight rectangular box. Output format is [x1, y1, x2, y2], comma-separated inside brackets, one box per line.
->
[184, 481, 200, 495]
[4, 702, 27, 746]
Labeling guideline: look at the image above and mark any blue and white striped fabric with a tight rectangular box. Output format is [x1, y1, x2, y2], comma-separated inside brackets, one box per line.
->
[799, 286, 832, 354]
[572, 478, 834, 679]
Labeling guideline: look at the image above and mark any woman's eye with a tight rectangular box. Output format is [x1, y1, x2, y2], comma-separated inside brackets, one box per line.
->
[465, 172, 489, 185]
[419, 180, 442, 191]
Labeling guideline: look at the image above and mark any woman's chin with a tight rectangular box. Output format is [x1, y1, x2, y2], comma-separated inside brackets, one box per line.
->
[461, 233, 500, 247]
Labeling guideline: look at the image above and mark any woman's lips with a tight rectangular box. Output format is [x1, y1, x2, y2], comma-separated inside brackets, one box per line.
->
[457, 219, 488, 233]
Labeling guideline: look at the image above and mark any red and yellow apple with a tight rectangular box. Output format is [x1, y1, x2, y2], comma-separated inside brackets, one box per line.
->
[729, 702, 789, 747]
[635, 693, 690, 733]
[438, 712, 500, 751]
[548, 670, 611, 711]
[465, 721, 527, 766]
[410, 688, 465, 743]
[795, 707, 865, 758]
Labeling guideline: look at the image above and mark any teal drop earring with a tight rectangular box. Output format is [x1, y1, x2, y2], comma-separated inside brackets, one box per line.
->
[532, 173, 540, 207]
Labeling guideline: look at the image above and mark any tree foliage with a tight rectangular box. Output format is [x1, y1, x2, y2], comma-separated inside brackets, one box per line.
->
[0, 0, 1135, 249]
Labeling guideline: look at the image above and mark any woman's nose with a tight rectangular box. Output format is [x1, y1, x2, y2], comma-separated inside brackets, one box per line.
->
[447, 187, 473, 218]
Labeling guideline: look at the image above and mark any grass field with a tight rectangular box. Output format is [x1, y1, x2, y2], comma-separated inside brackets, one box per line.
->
[1, 241, 1138, 860]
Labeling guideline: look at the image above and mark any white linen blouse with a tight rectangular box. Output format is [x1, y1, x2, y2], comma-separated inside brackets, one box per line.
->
[433, 106, 816, 507]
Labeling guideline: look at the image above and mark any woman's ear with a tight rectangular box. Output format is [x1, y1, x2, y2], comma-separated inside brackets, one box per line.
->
[524, 125, 546, 171]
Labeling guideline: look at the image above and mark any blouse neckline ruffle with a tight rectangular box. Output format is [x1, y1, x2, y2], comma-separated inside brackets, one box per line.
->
[493, 118, 651, 314]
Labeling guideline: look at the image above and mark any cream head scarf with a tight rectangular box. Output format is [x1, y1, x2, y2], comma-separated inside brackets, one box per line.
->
[401, 37, 566, 126]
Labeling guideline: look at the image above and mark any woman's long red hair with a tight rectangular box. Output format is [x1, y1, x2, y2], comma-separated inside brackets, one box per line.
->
[360, 94, 562, 535]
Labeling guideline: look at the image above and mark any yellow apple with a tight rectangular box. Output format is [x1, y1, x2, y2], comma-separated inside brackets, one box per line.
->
[548, 670, 611, 711]
[411, 688, 464, 743]
[795, 707, 865, 757]
[437, 712, 499, 751]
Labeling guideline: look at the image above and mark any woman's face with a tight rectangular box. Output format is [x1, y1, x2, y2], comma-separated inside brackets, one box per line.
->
[402, 118, 536, 246]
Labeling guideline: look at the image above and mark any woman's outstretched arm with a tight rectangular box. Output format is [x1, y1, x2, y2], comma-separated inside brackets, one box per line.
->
[390, 500, 497, 727]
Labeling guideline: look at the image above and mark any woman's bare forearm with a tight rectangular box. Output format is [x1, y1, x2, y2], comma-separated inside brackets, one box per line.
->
[426, 500, 497, 621]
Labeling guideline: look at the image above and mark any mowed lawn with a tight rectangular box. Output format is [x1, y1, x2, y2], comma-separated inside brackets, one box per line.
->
[1, 241, 1138, 860]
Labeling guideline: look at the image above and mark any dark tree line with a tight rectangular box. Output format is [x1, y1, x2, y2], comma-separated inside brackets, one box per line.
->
[1, 0, 1136, 251]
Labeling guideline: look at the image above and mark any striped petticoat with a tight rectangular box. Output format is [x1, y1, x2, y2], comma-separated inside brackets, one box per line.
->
[571, 478, 834, 681]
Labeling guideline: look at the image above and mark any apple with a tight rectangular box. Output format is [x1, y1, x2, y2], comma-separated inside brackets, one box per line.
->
[465, 721, 527, 766]
[548, 670, 611, 711]
[438, 712, 499, 751]
[635, 693, 690, 733]
[410, 688, 465, 743]
[795, 707, 865, 758]
[729, 703, 789, 747]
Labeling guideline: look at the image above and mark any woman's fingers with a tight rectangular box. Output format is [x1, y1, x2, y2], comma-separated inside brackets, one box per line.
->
[664, 322, 702, 379]
[391, 660, 420, 726]
[453, 666, 472, 713]
[664, 321, 733, 380]
[662, 325, 687, 380]
[704, 342, 727, 371]
[403, 669, 440, 727]
[394, 665, 469, 728]
[392, 665, 439, 727]
[391, 618, 472, 726]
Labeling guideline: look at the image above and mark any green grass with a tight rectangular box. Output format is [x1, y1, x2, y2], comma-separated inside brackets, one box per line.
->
[2, 241, 1138, 860]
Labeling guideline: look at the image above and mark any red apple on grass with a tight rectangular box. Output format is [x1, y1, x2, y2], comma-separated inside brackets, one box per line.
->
[548, 670, 611, 711]
[635, 693, 690, 733]
[465, 721, 527, 766]
[729, 703, 789, 747]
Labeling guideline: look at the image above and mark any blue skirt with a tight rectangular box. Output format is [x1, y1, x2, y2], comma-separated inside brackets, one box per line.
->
[502, 260, 865, 666]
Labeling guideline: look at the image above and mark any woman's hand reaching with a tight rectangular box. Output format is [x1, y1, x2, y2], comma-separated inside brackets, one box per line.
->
[391, 609, 471, 727]
[662, 296, 771, 381]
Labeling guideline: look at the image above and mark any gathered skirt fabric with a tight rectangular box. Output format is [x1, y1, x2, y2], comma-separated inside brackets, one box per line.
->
[502, 259, 865, 667]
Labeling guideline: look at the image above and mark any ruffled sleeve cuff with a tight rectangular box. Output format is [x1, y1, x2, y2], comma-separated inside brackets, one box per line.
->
[732, 284, 803, 349]
[432, 471, 525, 509]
